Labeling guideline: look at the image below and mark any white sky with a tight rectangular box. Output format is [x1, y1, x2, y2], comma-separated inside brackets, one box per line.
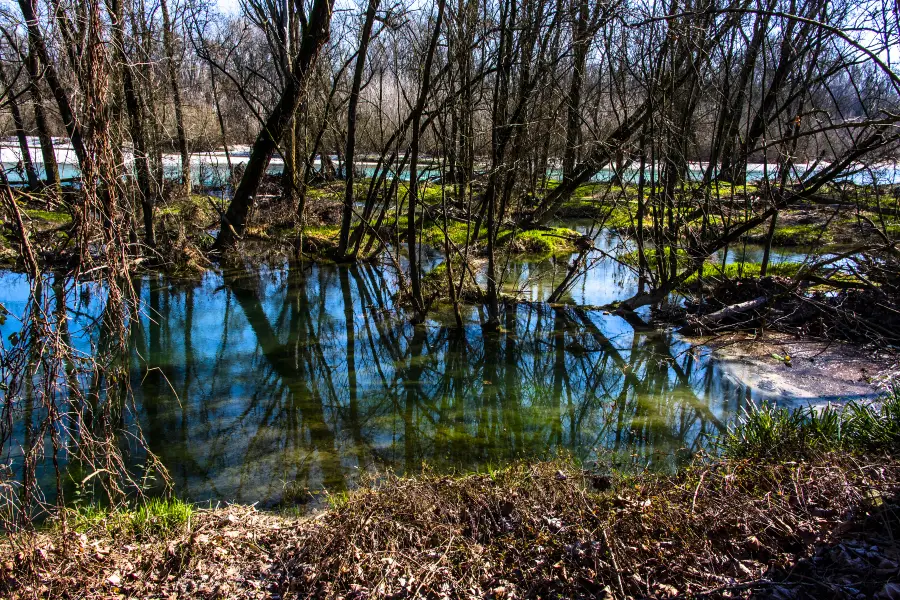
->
[213, 0, 241, 15]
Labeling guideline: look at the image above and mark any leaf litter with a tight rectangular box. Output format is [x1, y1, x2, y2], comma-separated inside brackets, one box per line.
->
[2, 457, 900, 599]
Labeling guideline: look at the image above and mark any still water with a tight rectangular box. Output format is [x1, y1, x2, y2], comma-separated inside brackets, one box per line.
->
[0, 240, 811, 508]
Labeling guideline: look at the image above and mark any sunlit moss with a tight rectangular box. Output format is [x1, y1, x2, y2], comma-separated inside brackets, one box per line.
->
[422, 221, 486, 248]
[684, 261, 803, 284]
[768, 223, 829, 246]
[496, 227, 580, 256]
[303, 224, 341, 238]
[24, 209, 71, 224]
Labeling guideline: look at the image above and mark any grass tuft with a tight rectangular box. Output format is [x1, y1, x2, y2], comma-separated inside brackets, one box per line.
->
[129, 497, 193, 538]
[719, 386, 900, 460]
[65, 497, 193, 539]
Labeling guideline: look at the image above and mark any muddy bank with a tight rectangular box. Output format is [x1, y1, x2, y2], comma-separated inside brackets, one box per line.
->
[691, 332, 898, 407]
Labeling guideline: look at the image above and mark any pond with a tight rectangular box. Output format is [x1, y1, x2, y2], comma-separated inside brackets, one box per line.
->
[0, 234, 824, 509]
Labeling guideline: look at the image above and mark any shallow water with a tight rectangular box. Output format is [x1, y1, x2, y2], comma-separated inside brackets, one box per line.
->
[0, 231, 827, 508]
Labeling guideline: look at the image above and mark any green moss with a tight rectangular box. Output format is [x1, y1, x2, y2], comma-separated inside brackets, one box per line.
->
[684, 261, 803, 284]
[771, 224, 829, 246]
[396, 181, 445, 204]
[708, 181, 759, 196]
[496, 227, 579, 256]
[746, 222, 829, 246]
[298, 224, 341, 257]
[24, 209, 71, 224]
[303, 224, 341, 238]
[423, 221, 486, 248]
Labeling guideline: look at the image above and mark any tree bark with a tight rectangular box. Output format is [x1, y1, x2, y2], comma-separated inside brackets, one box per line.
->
[17, 0, 88, 170]
[22, 53, 61, 191]
[0, 67, 41, 191]
[214, 0, 335, 251]
[160, 0, 191, 195]
[338, 0, 380, 255]
[562, 0, 589, 184]
[107, 0, 155, 247]
[407, 0, 447, 319]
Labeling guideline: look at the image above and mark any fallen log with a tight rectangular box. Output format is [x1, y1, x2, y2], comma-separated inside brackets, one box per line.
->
[682, 296, 769, 333]
[701, 296, 768, 323]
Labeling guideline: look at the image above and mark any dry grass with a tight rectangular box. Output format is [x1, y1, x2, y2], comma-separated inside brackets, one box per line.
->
[2, 456, 899, 599]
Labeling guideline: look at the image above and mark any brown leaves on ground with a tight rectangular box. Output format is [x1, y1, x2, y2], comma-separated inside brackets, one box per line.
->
[2, 456, 899, 599]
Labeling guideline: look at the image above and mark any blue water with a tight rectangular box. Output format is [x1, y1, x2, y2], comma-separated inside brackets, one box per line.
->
[0, 233, 821, 509]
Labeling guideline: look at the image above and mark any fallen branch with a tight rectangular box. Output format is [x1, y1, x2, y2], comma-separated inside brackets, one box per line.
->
[687, 296, 768, 331]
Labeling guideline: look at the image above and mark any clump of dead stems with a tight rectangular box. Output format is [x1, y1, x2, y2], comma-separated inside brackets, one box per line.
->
[0, 35, 167, 531]
[681, 252, 900, 347]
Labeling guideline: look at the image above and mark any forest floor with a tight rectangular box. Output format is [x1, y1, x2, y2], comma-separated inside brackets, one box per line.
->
[2, 180, 898, 275]
[3, 455, 900, 599]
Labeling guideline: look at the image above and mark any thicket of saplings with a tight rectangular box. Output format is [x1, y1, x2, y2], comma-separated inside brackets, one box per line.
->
[0, 0, 899, 537]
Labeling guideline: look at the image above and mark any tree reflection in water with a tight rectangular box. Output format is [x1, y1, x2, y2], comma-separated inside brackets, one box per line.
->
[2, 261, 752, 507]
[126, 261, 747, 505]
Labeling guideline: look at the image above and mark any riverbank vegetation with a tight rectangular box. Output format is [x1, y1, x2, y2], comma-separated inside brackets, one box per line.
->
[3, 392, 900, 598]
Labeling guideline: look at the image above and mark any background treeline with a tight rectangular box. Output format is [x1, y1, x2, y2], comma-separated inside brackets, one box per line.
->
[2, 0, 897, 166]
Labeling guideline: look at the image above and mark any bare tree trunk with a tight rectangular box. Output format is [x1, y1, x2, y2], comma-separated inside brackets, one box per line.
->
[0, 66, 41, 191]
[160, 0, 191, 195]
[209, 62, 234, 187]
[281, 120, 298, 205]
[562, 0, 589, 184]
[338, 0, 380, 256]
[214, 0, 335, 251]
[107, 0, 156, 248]
[23, 51, 61, 191]
[407, 0, 447, 320]
[17, 0, 88, 170]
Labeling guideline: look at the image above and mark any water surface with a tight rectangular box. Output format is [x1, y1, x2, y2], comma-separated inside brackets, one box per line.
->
[1, 255, 784, 508]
